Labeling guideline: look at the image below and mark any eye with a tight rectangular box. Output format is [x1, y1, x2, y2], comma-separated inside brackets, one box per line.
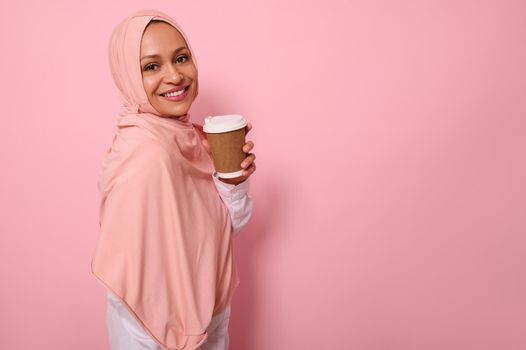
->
[144, 64, 157, 71]
[175, 55, 189, 64]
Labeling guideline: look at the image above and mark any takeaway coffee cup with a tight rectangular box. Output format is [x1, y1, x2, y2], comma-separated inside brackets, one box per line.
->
[203, 114, 248, 179]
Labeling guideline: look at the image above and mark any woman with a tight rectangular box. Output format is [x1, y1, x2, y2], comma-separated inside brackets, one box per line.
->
[91, 9, 255, 350]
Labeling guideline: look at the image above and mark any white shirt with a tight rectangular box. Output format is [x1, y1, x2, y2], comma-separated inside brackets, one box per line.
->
[211, 172, 253, 238]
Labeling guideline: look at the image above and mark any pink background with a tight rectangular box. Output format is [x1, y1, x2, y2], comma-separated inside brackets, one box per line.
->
[1, 0, 525, 349]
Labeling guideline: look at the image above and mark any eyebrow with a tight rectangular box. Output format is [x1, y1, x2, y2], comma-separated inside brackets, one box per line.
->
[140, 46, 188, 61]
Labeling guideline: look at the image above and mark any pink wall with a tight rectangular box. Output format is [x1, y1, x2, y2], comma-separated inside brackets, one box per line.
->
[1, 0, 525, 349]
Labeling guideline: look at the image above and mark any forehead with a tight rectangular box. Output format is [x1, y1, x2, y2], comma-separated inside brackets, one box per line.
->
[140, 22, 187, 54]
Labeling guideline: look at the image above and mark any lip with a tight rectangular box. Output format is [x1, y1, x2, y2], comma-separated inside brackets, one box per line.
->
[159, 85, 190, 102]
[159, 85, 190, 95]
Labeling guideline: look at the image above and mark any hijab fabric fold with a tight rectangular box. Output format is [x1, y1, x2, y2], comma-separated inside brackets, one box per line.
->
[90, 9, 239, 350]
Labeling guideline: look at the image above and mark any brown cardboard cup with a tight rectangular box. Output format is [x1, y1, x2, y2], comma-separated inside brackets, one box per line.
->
[203, 115, 247, 179]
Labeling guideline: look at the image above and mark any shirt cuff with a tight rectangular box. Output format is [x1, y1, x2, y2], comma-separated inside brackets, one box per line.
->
[212, 172, 250, 200]
[212, 172, 253, 238]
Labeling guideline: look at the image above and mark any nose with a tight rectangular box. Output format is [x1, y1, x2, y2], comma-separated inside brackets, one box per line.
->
[164, 66, 184, 84]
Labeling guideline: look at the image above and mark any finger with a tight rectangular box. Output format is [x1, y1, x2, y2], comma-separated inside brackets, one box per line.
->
[245, 122, 252, 134]
[241, 153, 256, 169]
[241, 153, 256, 168]
[242, 162, 256, 177]
[242, 141, 254, 153]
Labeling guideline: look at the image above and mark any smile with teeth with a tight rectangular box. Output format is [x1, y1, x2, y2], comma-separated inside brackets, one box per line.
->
[161, 87, 188, 97]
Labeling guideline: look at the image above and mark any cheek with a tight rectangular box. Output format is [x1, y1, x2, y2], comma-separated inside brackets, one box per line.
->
[190, 70, 198, 93]
[142, 76, 157, 95]
[184, 63, 198, 80]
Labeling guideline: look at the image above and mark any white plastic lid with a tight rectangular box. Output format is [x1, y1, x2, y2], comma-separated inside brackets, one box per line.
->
[203, 114, 247, 133]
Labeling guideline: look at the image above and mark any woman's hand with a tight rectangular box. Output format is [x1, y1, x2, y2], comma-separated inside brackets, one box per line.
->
[202, 122, 256, 185]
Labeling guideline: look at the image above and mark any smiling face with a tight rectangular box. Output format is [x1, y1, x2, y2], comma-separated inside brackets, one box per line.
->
[140, 21, 198, 117]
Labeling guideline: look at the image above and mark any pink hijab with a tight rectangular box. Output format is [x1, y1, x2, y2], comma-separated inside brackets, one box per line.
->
[91, 9, 239, 350]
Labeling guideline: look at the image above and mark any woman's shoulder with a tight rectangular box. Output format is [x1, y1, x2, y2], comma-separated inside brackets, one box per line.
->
[131, 138, 172, 165]
[98, 137, 172, 196]
[109, 134, 172, 168]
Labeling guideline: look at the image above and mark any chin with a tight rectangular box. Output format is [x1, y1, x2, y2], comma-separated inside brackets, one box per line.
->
[153, 102, 188, 117]
[161, 108, 189, 117]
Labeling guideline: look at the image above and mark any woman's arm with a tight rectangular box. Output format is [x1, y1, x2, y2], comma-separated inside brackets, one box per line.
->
[212, 172, 253, 238]
[195, 121, 256, 237]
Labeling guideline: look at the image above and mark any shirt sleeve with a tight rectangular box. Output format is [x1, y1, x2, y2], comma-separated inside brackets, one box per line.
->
[212, 172, 253, 238]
